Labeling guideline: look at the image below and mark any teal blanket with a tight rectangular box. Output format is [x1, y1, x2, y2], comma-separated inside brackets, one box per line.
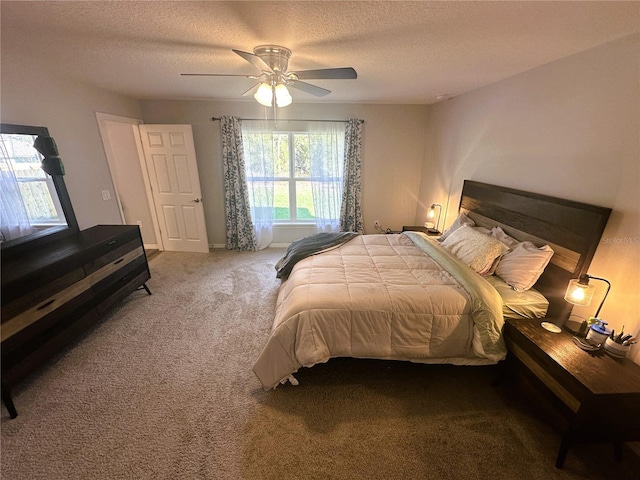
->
[403, 231, 506, 360]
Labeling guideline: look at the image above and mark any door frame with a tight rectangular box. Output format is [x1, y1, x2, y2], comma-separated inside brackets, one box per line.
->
[96, 112, 164, 250]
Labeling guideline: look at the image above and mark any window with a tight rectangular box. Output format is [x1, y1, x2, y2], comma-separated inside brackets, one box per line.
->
[0, 133, 65, 226]
[242, 124, 344, 225]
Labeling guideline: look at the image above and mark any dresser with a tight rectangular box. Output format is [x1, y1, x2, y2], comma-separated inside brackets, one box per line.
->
[1, 225, 151, 418]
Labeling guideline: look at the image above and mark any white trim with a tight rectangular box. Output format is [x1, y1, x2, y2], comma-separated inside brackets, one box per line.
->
[131, 125, 164, 251]
[273, 223, 316, 228]
[95, 113, 142, 125]
[94, 112, 164, 252]
[96, 114, 130, 224]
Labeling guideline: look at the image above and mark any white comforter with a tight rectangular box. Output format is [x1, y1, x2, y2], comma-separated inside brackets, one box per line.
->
[253, 232, 506, 389]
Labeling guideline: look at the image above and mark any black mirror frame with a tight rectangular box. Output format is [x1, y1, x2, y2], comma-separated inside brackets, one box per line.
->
[0, 123, 79, 256]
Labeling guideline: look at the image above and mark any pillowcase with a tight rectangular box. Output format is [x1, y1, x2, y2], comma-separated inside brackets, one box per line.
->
[438, 212, 475, 243]
[477, 226, 519, 276]
[491, 226, 519, 248]
[440, 225, 510, 274]
[495, 241, 554, 292]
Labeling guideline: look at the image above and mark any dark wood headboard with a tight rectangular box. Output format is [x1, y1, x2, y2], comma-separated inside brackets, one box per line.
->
[459, 180, 611, 324]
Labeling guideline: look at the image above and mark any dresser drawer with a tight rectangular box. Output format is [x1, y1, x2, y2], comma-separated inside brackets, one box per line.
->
[79, 225, 140, 265]
[83, 239, 143, 275]
[1, 303, 99, 387]
[1, 276, 93, 343]
[1, 287, 96, 355]
[92, 256, 150, 314]
[2, 255, 85, 316]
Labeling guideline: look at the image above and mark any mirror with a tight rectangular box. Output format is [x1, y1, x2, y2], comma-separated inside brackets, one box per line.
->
[1, 123, 78, 252]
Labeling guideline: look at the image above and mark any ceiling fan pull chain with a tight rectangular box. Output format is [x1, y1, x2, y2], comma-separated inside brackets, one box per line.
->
[273, 100, 278, 127]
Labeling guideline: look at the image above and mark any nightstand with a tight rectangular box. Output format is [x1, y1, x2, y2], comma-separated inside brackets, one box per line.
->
[401, 226, 440, 236]
[503, 317, 640, 468]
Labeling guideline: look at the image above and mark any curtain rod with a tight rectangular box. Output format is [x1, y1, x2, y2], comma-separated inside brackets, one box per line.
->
[211, 116, 356, 123]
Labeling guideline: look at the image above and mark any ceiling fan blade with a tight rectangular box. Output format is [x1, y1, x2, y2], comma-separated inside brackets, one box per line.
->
[292, 67, 357, 80]
[288, 80, 331, 97]
[232, 49, 274, 73]
[240, 83, 261, 97]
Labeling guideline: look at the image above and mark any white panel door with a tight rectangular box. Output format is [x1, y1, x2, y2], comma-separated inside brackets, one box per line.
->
[139, 125, 209, 253]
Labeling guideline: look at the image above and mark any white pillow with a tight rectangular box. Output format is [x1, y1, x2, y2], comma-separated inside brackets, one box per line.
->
[438, 212, 475, 243]
[491, 226, 519, 248]
[440, 225, 510, 274]
[495, 242, 554, 291]
[477, 226, 519, 276]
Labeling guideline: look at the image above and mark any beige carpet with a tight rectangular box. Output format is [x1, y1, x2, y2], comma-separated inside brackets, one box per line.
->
[2, 248, 639, 480]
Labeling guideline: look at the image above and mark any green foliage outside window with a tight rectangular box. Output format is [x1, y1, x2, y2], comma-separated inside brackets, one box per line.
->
[244, 131, 319, 222]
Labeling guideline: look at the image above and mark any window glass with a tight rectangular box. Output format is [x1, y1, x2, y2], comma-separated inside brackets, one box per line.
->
[294, 133, 310, 178]
[274, 181, 290, 221]
[0, 133, 64, 225]
[242, 125, 343, 224]
[295, 181, 314, 220]
[273, 133, 289, 178]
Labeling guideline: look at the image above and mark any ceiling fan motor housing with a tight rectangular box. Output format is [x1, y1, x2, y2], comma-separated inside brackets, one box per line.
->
[253, 45, 292, 73]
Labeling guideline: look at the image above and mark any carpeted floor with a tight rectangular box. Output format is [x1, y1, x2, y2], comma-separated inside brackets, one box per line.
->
[1, 249, 639, 479]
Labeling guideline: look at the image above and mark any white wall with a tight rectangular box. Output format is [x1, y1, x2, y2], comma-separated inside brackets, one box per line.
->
[139, 100, 429, 246]
[1, 57, 142, 231]
[418, 34, 640, 362]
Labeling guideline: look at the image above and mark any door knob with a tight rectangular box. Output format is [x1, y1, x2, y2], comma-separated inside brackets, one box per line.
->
[191, 198, 202, 203]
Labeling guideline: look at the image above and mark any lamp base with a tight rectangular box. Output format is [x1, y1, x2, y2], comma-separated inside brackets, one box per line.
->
[564, 318, 589, 337]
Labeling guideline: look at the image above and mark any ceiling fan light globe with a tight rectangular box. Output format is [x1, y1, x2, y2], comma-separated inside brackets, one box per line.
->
[275, 84, 292, 107]
[254, 83, 273, 107]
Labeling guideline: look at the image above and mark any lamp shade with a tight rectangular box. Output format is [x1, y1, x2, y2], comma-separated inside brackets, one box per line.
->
[254, 83, 273, 107]
[426, 203, 442, 233]
[564, 273, 611, 319]
[564, 277, 595, 306]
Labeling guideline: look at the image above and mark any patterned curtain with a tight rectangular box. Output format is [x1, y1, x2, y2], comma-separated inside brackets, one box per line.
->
[340, 118, 364, 233]
[308, 122, 345, 232]
[220, 116, 257, 251]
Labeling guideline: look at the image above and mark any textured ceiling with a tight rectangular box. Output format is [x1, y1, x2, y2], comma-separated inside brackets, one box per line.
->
[2, 1, 639, 104]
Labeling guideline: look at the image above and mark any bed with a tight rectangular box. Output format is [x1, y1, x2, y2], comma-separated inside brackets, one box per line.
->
[253, 180, 611, 389]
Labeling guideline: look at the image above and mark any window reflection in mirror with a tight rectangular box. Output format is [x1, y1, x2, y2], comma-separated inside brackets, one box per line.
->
[1, 132, 67, 243]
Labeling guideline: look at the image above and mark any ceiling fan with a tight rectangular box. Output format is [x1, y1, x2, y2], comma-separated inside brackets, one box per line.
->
[182, 45, 357, 107]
